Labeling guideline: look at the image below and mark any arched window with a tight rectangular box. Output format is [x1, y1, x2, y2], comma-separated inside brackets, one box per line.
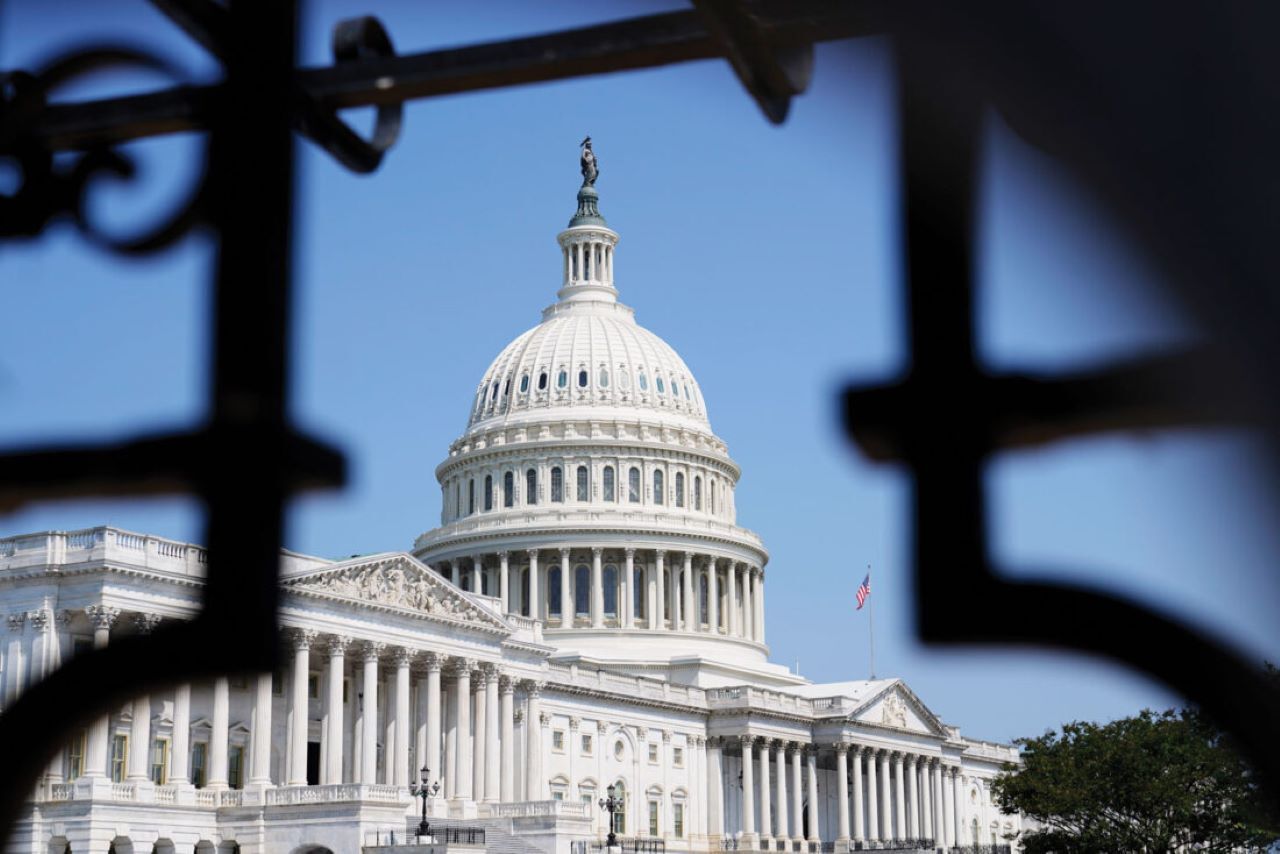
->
[577, 466, 589, 501]
[538, 371, 548, 391]
[599, 367, 609, 388]
[603, 466, 615, 502]
[699, 573, 709, 625]
[675, 472, 685, 507]
[454, 482, 460, 518]
[628, 467, 641, 503]
[468, 479, 476, 515]
[578, 369, 588, 388]
[526, 468, 538, 505]
[557, 369, 568, 389]
[549, 567, 562, 617]
[575, 565, 590, 616]
[653, 470, 665, 505]
[710, 479, 716, 514]
[551, 466, 564, 503]
[672, 380, 680, 398]
[694, 476, 702, 511]
[684, 383, 691, 400]
[604, 564, 618, 616]
[633, 567, 646, 620]
[484, 475, 493, 511]
[520, 374, 530, 393]
[503, 471, 514, 507]
[656, 376, 665, 394]
[638, 370, 648, 391]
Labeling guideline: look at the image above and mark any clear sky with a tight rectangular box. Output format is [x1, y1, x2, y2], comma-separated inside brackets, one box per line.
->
[4, 0, 1279, 746]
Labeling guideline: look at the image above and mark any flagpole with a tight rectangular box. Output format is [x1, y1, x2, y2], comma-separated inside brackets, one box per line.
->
[867, 563, 875, 679]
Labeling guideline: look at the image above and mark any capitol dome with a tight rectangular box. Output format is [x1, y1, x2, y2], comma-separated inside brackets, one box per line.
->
[414, 146, 785, 682]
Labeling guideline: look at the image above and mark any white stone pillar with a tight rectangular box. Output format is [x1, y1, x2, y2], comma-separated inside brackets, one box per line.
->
[453, 660, 474, 799]
[708, 558, 720, 634]
[415, 669, 429, 781]
[424, 653, 443, 795]
[527, 550, 541, 621]
[744, 571, 755, 640]
[590, 547, 604, 628]
[469, 555, 481, 596]
[250, 670, 274, 786]
[208, 676, 230, 789]
[499, 551, 510, 614]
[774, 741, 789, 846]
[707, 737, 724, 839]
[851, 746, 865, 843]
[805, 747, 820, 844]
[126, 613, 161, 783]
[360, 643, 382, 785]
[288, 630, 314, 786]
[835, 744, 851, 845]
[893, 752, 906, 842]
[623, 548, 635, 629]
[789, 744, 803, 841]
[682, 553, 695, 631]
[906, 755, 919, 839]
[726, 562, 738, 637]
[646, 555, 658, 630]
[484, 666, 500, 802]
[560, 548, 572, 626]
[171, 683, 191, 784]
[866, 748, 879, 842]
[393, 649, 411, 787]
[921, 759, 933, 845]
[472, 667, 487, 801]
[932, 761, 945, 845]
[759, 737, 772, 844]
[82, 605, 118, 779]
[524, 682, 544, 800]
[941, 765, 955, 847]
[324, 637, 347, 785]
[739, 736, 756, 841]
[953, 768, 965, 846]
[654, 551, 666, 629]
[755, 570, 766, 643]
[879, 750, 892, 843]
[500, 675, 515, 802]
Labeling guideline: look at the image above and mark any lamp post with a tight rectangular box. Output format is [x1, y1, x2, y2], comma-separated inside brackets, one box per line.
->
[598, 783, 622, 848]
[409, 765, 441, 839]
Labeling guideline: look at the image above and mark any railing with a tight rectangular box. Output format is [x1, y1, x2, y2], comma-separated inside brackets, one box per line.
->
[424, 826, 487, 846]
[265, 783, 407, 804]
[491, 799, 592, 818]
[109, 782, 136, 801]
[948, 847, 1010, 854]
[47, 783, 73, 801]
[154, 785, 178, 804]
[194, 790, 218, 806]
[850, 841, 936, 852]
[575, 840, 665, 854]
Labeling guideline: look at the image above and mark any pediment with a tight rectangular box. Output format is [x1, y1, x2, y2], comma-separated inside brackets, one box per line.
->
[283, 553, 509, 634]
[852, 681, 947, 737]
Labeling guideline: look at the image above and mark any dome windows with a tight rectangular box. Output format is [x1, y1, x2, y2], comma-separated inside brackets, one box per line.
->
[628, 467, 641, 503]
[526, 468, 538, 505]
[653, 470, 665, 505]
[672, 380, 680, 398]
[694, 476, 702, 511]
[599, 367, 609, 388]
[484, 475, 493, 512]
[675, 472, 685, 507]
[520, 374, 530, 393]
[604, 564, 618, 616]
[557, 370, 568, 389]
[619, 366, 631, 390]
[539, 371, 548, 391]
[638, 370, 648, 391]
[602, 466, 616, 502]
[551, 466, 564, 503]
[578, 369, 588, 388]
[656, 376, 666, 394]
[576, 466, 589, 501]
[504, 471, 514, 508]
[468, 479, 476, 515]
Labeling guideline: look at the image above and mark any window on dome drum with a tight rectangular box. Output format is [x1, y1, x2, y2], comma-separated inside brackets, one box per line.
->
[551, 466, 563, 502]
[653, 470, 664, 505]
[628, 467, 641, 503]
[675, 472, 685, 507]
[672, 380, 680, 398]
[484, 475, 493, 511]
[539, 371, 548, 391]
[520, 374, 529, 393]
[599, 367, 609, 388]
[503, 471, 514, 508]
[684, 384, 691, 400]
[656, 376, 665, 394]
[578, 369, 588, 388]
[694, 476, 702, 511]
[526, 469, 537, 505]
[576, 466, 589, 501]
[638, 370, 648, 391]
[710, 479, 716, 514]
[491, 381, 499, 404]
[603, 466, 615, 502]
[468, 479, 476, 515]
[557, 369, 567, 389]
[520, 568, 530, 617]
[454, 482, 460, 518]
[575, 565, 590, 616]
[604, 565, 618, 616]
[699, 575, 709, 625]
[619, 367, 630, 389]
[633, 568, 645, 619]
[549, 568, 562, 617]
[504, 377, 511, 395]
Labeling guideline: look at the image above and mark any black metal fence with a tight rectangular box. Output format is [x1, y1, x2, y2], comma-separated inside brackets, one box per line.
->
[948, 847, 1011, 854]
[574, 838, 666, 854]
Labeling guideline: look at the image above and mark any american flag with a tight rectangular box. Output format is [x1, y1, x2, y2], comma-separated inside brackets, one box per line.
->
[856, 572, 871, 610]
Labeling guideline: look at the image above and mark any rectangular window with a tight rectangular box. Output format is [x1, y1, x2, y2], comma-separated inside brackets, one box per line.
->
[628, 467, 641, 503]
[149, 738, 169, 784]
[191, 742, 208, 788]
[577, 466, 589, 501]
[673, 746, 684, 767]
[552, 790, 564, 801]
[109, 734, 128, 783]
[603, 467, 615, 502]
[673, 803, 684, 837]
[581, 733, 593, 755]
[551, 467, 564, 502]
[67, 729, 86, 780]
[228, 744, 245, 789]
[504, 471, 514, 507]
[553, 730, 565, 752]
[648, 743, 658, 763]
[649, 800, 660, 836]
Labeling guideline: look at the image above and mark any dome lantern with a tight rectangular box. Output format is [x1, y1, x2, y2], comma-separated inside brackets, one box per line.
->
[556, 137, 619, 305]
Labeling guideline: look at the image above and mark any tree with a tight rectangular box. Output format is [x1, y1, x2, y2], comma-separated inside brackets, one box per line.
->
[991, 708, 1279, 853]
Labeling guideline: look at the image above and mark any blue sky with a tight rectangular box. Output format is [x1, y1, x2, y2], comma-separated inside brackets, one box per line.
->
[3, 0, 1278, 745]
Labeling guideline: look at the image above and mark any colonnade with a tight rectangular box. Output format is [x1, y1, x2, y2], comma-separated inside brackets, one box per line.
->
[831, 745, 967, 849]
[433, 548, 765, 642]
[564, 236, 614, 287]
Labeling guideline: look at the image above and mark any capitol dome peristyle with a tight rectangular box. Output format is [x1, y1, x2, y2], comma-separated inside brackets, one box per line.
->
[414, 147, 784, 681]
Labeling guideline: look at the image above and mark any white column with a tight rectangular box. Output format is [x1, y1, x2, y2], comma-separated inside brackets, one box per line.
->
[646, 555, 659, 630]
[879, 750, 892, 843]
[454, 660, 474, 799]
[425, 653, 443, 796]
[708, 737, 725, 840]
[921, 760, 933, 845]
[324, 637, 347, 784]
[866, 748, 879, 842]
[360, 643, 382, 785]
[774, 741, 788, 846]
[393, 649, 411, 787]
[755, 570, 766, 643]
[744, 572, 755, 640]
[953, 768, 965, 846]
[527, 550, 541, 622]
[288, 630, 314, 786]
[415, 669, 429, 782]
[623, 548, 635, 629]
[82, 605, 118, 779]
[654, 551, 666, 629]
[835, 744, 850, 844]
[739, 736, 756, 841]
[906, 755, 919, 839]
[851, 746, 865, 843]
[726, 562, 738, 637]
[525, 682, 544, 800]
[941, 765, 955, 847]
[250, 670, 274, 786]
[805, 747, 820, 844]
[932, 761, 945, 845]
[208, 676, 230, 789]
[500, 675, 515, 802]
[759, 737, 772, 844]
[499, 551, 510, 614]
[484, 666, 500, 802]
[682, 553, 695, 631]
[790, 745, 803, 841]
[125, 614, 161, 783]
[554, 548, 569, 626]
[590, 547, 604, 628]
[473, 667, 487, 801]
[893, 752, 906, 841]
[471, 555, 483, 595]
[171, 684, 191, 784]
[708, 558, 720, 634]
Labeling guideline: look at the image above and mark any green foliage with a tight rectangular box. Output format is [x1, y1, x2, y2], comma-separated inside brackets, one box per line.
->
[991, 708, 1278, 853]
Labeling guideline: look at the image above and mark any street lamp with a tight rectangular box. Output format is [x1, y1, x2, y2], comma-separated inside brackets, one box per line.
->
[409, 765, 441, 839]
[598, 783, 622, 848]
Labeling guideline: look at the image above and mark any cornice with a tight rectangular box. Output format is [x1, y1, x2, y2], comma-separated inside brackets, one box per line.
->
[414, 522, 768, 563]
[437, 435, 740, 480]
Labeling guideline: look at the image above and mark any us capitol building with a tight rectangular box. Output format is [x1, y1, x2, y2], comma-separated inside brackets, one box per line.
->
[5, 149, 1023, 854]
